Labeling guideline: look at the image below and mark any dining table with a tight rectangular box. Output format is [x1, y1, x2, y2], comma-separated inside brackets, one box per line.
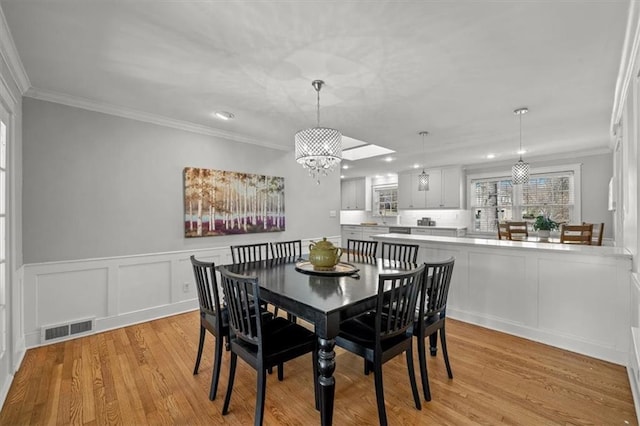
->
[220, 256, 419, 426]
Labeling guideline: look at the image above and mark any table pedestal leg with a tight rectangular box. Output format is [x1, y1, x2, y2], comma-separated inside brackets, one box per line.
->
[318, 337, 336, 426]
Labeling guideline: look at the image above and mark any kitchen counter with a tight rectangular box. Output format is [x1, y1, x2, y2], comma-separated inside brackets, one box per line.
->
[341, 224, 467, 230]
[371, 232, 632, 365]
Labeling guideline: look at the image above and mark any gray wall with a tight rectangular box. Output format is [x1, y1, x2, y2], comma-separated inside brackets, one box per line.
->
[23, 98, 341, 263]
[465, 152, 613, 238]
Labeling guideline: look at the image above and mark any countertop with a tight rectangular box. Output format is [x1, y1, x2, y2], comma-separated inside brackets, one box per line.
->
[341, 223, 467, 230]
[371, 233, 632, 258]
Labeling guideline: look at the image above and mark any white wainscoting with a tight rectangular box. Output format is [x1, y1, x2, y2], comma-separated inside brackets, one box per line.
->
[375, 234, 632, 365]
[22, 236, 340, 348]
[628, 273, 640, 417]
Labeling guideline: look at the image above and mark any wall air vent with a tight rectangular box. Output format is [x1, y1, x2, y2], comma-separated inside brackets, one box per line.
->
[41, 317, 96, 343]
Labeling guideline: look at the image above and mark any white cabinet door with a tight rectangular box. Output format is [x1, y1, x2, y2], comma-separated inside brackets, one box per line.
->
[411, 228, 433, 235]
[341, 178, 366, 210]
[341, 226, 363, 246]
[398, 172, 426, 209]
[425, 169, 443, 208]
[362, 226, 389, 241]
[441, 167, 462, 208]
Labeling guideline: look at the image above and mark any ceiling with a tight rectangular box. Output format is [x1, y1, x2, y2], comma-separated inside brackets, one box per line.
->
[0, 1, 630, 179]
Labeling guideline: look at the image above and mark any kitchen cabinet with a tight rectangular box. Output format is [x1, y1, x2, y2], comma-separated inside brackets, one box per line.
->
[361, 226, 389, 241]
[398, 172, 427, 209]
[398, 166, 463, 209]
[341, 178, 366, 210]
[341, 226, 362, 246]
[411, 227, 466, 237]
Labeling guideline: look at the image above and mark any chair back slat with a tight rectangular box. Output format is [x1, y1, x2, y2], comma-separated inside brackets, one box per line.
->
[505, 222, 528, 240]
[270, 240, 302, 259]
[230, 243, 270, 264]
[376, 265, 424, 339]
[381, 242, 419, 263]
[218, 266, 262, 347]
[583, 222, 604, 246]
[560, 224, 593, 245]
[497, 223, 510, 240]
[190, 255, 222, 316]
[419, 258, 455, 320]
[347, 239, 378, 262]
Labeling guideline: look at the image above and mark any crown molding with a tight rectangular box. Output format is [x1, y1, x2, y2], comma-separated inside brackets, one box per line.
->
[0, 4, 30, 94]
[24, 87, 290, 152]
[611, 0, 640, 137]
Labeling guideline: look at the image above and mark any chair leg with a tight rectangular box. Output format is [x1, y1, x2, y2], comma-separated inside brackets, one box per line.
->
[406, 343, 422, 410]
[209, 334, 224, 400]
[440, 325, 453, 379]
[256, 368, 267, 426]
[313, 347, 320, 411]
[273, 306, 280, 317]
[193, 326, 205, 374]
[277, 363, 284, 381]
[429, 330, 438, 356]
[373, 360, 388, 426]
[222, 353, 237, 415]
[364, 359, 370, 375]
[417, 334, 431, 402]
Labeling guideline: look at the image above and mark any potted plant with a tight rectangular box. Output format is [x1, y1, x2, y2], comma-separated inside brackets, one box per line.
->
[532, 215, 559, 240]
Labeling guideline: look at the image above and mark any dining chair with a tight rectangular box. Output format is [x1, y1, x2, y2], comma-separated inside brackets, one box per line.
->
[346, 239, 378, 261]
[217, 266, 318, 426]
[335, 264, 425, 426]
[583, 222, 604, 246]
[413, 257, 455, 402]
[505, 221, 528, 240]
[270, 239, 302, 259]
[380, 241, 419, 263]
[497, 222, 510, 240]
[560, 223, 593, 245]
[230, 242, 270, 264]
[190, 255, 229, 401]
[269, 240, 302, 321]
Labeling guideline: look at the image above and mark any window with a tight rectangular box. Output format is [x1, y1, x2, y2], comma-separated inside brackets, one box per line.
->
[373, 185, 398, 216]
[469, 165, 580, 234]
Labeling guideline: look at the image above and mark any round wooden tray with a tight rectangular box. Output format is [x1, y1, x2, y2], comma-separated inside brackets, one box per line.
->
[295, 261, 360, 277]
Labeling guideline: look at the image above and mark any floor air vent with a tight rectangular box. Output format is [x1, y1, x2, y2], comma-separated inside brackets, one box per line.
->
[41, 317, 96, 342]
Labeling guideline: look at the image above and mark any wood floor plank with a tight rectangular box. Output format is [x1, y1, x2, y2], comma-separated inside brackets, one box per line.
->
[0, 312, 636, 425]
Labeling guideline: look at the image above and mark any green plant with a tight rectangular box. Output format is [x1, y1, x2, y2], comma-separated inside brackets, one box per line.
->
[532, 215, 559, 231]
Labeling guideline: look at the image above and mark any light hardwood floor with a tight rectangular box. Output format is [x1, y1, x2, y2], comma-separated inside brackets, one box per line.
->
[0, 311, 636, 425]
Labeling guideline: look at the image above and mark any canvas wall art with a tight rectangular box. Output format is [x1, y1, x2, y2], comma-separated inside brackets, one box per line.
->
[184, 167, 285, 237]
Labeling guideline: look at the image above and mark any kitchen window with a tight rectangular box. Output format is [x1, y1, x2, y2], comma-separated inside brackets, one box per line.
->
[373, 185, 398, 217]
[469, 164, 581, 234]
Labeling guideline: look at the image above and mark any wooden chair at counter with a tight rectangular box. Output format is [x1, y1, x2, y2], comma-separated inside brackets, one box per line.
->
[497, 222, 510, 240]
[505, 222, 529, 241]
[347, 239, 378, 261]
[583, 222, 604, 246]
[560, 223, 593, 245]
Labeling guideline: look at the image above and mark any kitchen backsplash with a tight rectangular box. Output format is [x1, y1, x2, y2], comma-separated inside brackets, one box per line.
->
[340, 209, 471, 227]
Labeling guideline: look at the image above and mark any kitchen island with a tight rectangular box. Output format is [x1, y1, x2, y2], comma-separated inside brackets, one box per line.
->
[372, 233, 632, 364]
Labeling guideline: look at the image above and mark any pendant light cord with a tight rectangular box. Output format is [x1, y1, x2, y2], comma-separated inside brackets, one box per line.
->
[519, 112, 523, 161]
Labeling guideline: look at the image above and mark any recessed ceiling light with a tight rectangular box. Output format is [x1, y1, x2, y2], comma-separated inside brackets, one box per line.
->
[340, 175, 345, 179]
[342, 164, 349, 169]
[413, 164, 421, 169]
[517, 149, 527, 155]
[384, 157, 394, 162]
[214, 111, 235, 120]
[487, 154, 496, 159]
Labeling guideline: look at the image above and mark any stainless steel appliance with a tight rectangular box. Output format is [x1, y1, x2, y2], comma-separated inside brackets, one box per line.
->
[389, 226, 411, 234]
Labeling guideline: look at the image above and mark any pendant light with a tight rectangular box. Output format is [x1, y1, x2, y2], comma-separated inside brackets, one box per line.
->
[418, 131, 429, 191]
[295, 80, 342, 184]
[512, 107, 529, 185]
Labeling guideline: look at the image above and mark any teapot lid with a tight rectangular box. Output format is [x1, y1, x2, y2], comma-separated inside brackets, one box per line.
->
[313, 237, 335, 249]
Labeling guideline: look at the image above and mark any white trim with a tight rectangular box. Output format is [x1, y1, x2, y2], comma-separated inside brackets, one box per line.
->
[612, 0, 640, 137]
[24, 87, 290, 152]
[0, 4, 29, 94]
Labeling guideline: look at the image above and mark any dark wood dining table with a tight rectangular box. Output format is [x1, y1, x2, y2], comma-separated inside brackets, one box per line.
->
[221, 256, 419, 426]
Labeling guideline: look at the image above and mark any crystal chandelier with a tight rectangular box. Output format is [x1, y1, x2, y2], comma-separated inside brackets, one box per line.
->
[295, 80, 342, 184]
[512, 107, 530, 185]
[418, 131, 429, 191]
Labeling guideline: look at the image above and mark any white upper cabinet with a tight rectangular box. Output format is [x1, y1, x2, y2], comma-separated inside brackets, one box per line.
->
[398, 166, 463, 209]
[341, 178, 366, 210]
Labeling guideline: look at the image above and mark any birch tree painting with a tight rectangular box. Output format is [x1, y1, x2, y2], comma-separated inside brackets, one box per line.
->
[184, 167, 285, 237]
